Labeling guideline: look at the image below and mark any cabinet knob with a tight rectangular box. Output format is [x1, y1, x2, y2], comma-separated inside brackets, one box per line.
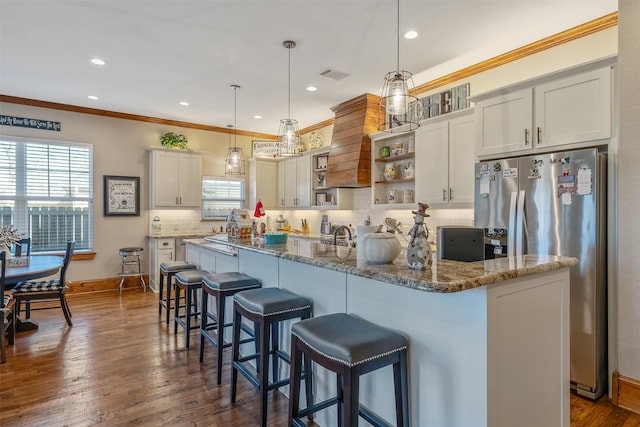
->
[524, 129, 530, 145]
[449, 188, 453, 201]
[442, 188, 447, 201]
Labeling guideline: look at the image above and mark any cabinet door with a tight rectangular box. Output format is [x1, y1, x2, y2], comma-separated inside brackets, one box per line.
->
[415, 122, 449, 206]
[448, 115, 476, 206]
[296, 156, 311, 207]
[250, 159, 278, 209]
[283, 159, 297, 207]
[277, 161, 286, 208]
[178, 153, 202, 207]
[476, 88, 533, 157]
[152, 151, 180, 206]
[534, 67, 611, 148]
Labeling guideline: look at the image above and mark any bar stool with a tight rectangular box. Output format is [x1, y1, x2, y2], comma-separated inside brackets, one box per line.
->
[199, 272, 262, 385]
[230, 287, 313, 427]
[118, 247, 146, 295]
[288, 313, 409, 427]
[173, 269, 207, 348]
[159, 261, 196, 325]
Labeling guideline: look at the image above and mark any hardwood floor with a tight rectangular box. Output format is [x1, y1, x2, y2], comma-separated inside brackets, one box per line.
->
[1, 290, 639, 426]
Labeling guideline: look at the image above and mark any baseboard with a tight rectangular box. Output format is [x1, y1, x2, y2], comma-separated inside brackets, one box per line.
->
[67, 275, 151, 294]
[612, 371, 640, 415]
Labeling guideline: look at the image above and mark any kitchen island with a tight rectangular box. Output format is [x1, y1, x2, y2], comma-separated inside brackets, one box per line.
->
[185, 236, 577, 427]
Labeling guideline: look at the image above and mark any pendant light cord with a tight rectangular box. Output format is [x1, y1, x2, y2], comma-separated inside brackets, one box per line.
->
[396, 0, 400, 72]
[288, 43, 291, 120]
[234, 85, 237, 148]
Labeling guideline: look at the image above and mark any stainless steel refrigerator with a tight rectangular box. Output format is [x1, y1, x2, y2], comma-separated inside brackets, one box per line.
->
[474, 147, 607, 399]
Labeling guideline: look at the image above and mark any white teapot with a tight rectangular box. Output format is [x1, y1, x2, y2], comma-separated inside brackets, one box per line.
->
[359, 225, 401, 264]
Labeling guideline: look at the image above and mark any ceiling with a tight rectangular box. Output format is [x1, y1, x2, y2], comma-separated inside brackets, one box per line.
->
[0, 1, 617, 136]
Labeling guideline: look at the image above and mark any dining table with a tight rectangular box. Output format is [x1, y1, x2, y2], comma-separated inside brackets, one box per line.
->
[3, 255, 63, 331]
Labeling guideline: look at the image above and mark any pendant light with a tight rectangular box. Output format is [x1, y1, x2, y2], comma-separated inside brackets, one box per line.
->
[225, 84, 246, 175]
[378, 0, 419, 133]
[277, 40, 302, 157]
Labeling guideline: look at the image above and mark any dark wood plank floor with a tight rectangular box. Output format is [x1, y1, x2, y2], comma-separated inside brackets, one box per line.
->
[1, 290, 639, 426]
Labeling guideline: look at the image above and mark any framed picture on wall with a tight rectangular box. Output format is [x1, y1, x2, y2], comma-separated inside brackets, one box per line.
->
[315, 192, 327, 206]
[104, 175, 140, 216]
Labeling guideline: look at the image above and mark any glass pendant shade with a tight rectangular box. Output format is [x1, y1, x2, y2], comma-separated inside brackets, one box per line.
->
[379, 70, 419, 132]
[225, 146, 245, 175]
[225, 85, 246, 175]
[278, 118, 301, 157]
[378, 0, 420, 133]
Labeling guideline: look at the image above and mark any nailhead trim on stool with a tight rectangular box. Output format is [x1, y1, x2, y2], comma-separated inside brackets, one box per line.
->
[159, 261, 196, 325]
[199, 272, 262, 385]
[288, 313, 409, 427]
[230, 287, 313, 427]
[173, 269, 207, 348]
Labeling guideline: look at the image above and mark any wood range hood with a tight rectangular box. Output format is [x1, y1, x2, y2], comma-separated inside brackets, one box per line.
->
[325, 93, 380, 188]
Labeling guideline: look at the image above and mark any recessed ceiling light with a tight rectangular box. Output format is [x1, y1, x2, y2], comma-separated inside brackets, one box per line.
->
[253, 115, 262, 119]
[88, 95, 99, 100]
[179, 101, 189, 106]
[90, 58, 105, 65]
[404, 30, 418, 40]
[306, 86, 318, 92]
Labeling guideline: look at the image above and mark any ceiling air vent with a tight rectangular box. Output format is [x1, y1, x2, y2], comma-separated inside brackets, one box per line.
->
[319, 68, 349, 81]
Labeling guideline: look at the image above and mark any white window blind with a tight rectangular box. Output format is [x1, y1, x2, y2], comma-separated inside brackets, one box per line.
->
[0, 137, 93, 253]
[202, 176, 245, 220]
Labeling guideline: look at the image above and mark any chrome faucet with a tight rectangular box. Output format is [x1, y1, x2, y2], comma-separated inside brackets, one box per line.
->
[333, 225, 355, 247]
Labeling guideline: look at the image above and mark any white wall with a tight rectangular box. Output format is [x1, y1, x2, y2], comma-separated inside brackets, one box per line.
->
[617, 0, 640, 381]
[0, 102, 253, 282]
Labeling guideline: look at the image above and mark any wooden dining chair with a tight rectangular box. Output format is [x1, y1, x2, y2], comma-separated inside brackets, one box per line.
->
[13, 237, 31, 257]
[11, 240, 75, 327]
[1, 251, 17, 363]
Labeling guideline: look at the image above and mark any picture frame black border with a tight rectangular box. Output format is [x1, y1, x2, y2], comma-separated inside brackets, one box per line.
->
[316, 155, 329, 170]
[103, 175, 140, 216]
[315, 192, 327, 206]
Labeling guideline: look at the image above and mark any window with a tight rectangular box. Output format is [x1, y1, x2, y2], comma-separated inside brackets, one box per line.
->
[0, 137, 93, 253]
[201, 176, 245, 220]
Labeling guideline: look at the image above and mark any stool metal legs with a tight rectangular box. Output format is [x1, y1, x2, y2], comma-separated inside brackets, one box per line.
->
[118, 253, 146, 295]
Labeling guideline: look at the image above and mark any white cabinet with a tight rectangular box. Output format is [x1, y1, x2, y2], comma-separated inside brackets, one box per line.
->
[249, 158, 278, 209]
[415, 114, 475, 207]
[148, 237, 175, 292]
[475, 89, 533, 156]
[280, 156, 311, 208]
[475, 66, 612, 157]
[534, 67, 612, 149]
[149, 148, 202, 208]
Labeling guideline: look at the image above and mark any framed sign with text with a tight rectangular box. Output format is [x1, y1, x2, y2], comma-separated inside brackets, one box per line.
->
[104, 175, 140, 216]
[252, 140, 280, 159]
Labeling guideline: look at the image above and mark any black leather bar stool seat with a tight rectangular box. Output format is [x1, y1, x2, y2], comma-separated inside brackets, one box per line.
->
[230, 287, 313, 427]
[289, 313, 409, 427]
[159, 261, 196, 325]
[199, 272, 262, 385]
[173, 269, 207, 348]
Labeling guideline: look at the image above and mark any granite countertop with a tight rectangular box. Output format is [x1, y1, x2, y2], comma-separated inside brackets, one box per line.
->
[185, 236, 577, 294]
[148, 232, 211, 239]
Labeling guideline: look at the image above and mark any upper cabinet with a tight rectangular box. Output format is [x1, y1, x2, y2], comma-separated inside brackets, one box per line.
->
[415, 113, 475, 207]
[149, 148, 202, 208]
[249, 158, 278, 210]
[474, 65, 612, 158]
[280, 155, 311, 208]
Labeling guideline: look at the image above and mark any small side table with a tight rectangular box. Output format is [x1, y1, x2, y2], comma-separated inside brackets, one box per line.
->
[119, 247, 146, 295]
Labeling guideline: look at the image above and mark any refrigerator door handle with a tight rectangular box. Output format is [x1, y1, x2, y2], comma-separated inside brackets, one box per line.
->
[515, 190, 526, 257]
[508, 191, 517, 252]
